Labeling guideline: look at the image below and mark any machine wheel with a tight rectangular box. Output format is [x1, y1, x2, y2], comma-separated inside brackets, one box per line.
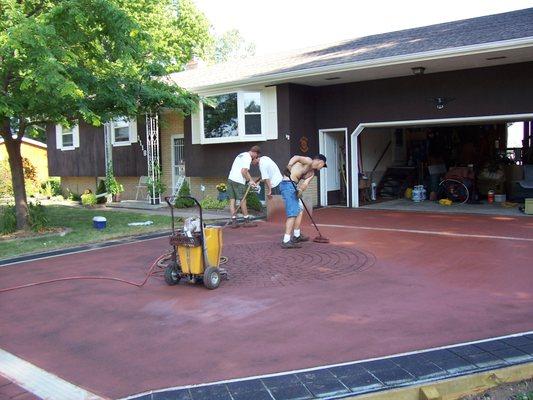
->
[164, 263, 180, 286]
[203, 267, 221, 290]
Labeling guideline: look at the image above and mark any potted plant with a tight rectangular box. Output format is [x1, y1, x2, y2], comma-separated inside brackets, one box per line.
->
[105, 171, 124, 202]
[216, 182, 229, 201]
[147, 175, 166, 205]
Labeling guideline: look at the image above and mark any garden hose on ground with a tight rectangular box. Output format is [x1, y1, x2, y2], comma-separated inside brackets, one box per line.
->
[0, 252, 230, 294]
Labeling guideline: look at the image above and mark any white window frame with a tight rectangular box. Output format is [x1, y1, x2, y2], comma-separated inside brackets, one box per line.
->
[110, 117, 137, 147]
[199, 90, 266, 144]
[55, 124, 79, 151]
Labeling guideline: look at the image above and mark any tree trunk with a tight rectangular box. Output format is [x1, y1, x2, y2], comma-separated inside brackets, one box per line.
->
[2, 120, 29, 230]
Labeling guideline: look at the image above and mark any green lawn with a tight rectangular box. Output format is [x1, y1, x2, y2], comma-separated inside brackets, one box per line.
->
[0, 205, 174, 260]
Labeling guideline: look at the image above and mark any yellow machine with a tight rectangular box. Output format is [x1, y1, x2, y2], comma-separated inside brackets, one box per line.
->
[164, 196, 225, 289]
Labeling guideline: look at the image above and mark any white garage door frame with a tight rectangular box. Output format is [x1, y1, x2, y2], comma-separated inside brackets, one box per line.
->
[350, 113, 533, 208]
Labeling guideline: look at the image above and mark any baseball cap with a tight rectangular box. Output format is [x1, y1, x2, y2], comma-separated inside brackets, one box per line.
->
[314, 154, 327, 167]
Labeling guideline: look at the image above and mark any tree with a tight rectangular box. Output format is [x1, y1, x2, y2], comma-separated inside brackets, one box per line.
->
[207, 29, 256, 64]
[0, 0, 211, 230]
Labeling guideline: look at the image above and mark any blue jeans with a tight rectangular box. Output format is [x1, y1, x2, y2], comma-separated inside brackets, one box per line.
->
[279, 181, 302, 218]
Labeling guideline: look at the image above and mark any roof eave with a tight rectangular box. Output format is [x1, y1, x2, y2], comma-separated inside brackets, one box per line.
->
[184, 36, 533, 95]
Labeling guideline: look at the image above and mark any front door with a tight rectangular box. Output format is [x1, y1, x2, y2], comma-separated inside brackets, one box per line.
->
[172, 136, 185, 193]
[322, 131, 346, 206]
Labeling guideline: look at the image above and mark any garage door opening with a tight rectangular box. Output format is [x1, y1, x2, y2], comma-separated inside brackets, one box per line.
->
[351, 115, 533, 215]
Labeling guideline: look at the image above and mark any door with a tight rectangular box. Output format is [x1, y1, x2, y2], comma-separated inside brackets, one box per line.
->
[324, 132, 344, 205]
[172, 136, 185, 193]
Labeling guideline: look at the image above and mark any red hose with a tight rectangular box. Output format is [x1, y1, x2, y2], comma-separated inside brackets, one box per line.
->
[0, 253, 172, 294]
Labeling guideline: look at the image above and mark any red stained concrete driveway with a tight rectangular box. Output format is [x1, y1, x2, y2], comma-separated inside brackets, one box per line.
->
[0, 209, 532, 399]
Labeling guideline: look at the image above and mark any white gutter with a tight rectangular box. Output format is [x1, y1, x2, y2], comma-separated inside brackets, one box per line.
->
[185, 36, 533, 94]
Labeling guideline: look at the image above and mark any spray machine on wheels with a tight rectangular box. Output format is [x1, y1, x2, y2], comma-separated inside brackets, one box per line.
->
[164, 196, 226, 289]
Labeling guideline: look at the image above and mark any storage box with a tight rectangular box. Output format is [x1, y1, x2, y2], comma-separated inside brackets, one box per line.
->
[526, 199, 533, 215]
[93, 216, 107, 229]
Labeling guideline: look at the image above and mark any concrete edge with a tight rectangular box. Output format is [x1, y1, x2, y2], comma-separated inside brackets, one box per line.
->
[343, 363, 533, 400]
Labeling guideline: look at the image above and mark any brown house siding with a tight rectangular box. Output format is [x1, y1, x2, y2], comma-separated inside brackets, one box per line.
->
[314, 61, 533, 133]
[47, 117, 148, 177]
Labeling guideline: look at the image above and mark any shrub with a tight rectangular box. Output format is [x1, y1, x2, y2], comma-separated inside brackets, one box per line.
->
[81, 192, 97, 207]
[0, 206, 17, 235]
[40, 178, 62, 198]
[0, 202, 49, 234]
[96, 180, 107, 204]
[66, 189, 81, 202]
[200, 196, 228, 210]
[246, 190, 263, 212]
[174, 180, 195, 208]
[0, 160, 12, 198]
[28, 202, 48, 232]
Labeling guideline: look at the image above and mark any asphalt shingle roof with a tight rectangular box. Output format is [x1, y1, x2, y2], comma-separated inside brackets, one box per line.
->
[171, 8, 533, 90]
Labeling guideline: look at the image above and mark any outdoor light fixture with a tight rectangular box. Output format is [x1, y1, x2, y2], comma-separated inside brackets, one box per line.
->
[411, 66, 426, 75]
[433, 97, 455, 110]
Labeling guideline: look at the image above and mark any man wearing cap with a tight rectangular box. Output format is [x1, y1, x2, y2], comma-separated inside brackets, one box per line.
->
[279, 154, 327, 248]
[227, 145, 261, 228]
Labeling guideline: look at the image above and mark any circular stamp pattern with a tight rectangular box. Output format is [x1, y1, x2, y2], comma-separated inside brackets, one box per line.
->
[221, 241, 376, 288]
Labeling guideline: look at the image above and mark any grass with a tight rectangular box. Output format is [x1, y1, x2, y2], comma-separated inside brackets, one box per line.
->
[0, 205, 174, 260]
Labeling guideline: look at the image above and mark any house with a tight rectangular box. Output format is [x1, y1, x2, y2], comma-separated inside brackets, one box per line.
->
[47, 8, 533, 207]
[0, 137, 49, 183]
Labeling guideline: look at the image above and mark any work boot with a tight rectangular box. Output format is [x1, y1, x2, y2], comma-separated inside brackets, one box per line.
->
[242, 218, 257, 228]
[292, 234, 309, 243]
[230, 218, 240, 229]
[280, 240, 302, 249]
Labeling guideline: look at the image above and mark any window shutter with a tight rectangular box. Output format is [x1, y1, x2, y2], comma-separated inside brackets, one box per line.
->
[263, 87, 278, 140]
[191, 105, 201, 144]
[55, 125, 62, 149]
[129, 118, 138, 143]
[72, 125, 80, 148]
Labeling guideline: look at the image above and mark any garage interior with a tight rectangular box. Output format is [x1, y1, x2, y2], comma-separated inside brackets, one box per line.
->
[356, 120, 533, 215]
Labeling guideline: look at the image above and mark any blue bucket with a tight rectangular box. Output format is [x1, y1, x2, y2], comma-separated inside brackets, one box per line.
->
[93, 216, 107, 230]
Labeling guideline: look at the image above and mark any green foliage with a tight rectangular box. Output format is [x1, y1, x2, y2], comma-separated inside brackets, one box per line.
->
[206, 29, 255, 64]
[246, 190, 263, 212]
[174, 180, 194, 208]
[28, 202, 48, 232]
[1, 203, 49, 234]
[147, 168, 166, 197]
[200, 196, 227, 210]
[66, 189, 81, 202]
[105, 169, 124, 196]
[41, 178, 62, 198]
[0, 206, 17, 234]
[96, 179, 107, 204]
[81, 192, 97, 207]
[0, 0, 211, 228]
[0, 160, 13, 198]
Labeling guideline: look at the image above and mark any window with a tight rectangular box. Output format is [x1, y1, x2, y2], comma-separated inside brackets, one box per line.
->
[55, 124, 79, 151]
[203, 93, 238, 138]
[111, 117, 137, 146]
[244, 92, 261, 135]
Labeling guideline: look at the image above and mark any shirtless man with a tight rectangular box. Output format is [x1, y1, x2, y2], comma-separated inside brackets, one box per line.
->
[279, 154, 327, 248]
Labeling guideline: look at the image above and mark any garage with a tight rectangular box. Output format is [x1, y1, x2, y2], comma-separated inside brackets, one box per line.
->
[325, 114, 533, 215]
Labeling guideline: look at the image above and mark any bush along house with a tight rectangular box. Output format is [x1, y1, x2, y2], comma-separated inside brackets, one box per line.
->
[48, 8, 533, 210]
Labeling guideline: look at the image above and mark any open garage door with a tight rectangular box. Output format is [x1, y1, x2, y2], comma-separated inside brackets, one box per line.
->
[350, 114, 533, 215]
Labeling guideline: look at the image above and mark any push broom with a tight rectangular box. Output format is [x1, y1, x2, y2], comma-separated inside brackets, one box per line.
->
[289, 180, 330, 244]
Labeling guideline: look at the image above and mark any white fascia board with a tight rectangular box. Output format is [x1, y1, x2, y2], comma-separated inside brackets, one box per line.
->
[187, 36, 533, 95]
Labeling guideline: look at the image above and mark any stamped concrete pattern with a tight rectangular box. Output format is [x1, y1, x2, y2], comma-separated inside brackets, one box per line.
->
[223, 241, 376, 287]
